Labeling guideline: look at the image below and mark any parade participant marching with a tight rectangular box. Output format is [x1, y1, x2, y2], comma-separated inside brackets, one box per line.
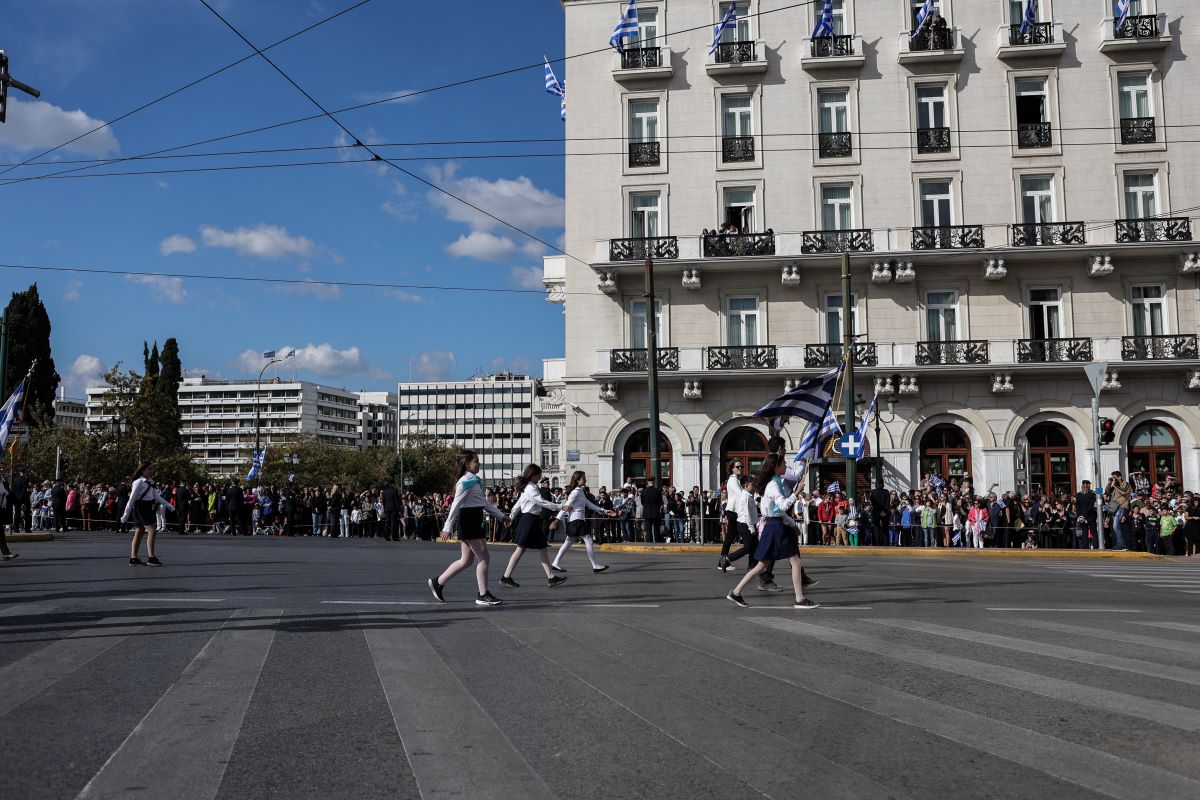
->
[723, 473, 761, 571]
[429, 450, 508, 606]
[551, 470, 617, 574]
[717, 459, 744, 572]
[767, 435, 817, 590]
[726, 455, 818, 609]
[121, 461, 175, 566]
[501, 464, 572, 588]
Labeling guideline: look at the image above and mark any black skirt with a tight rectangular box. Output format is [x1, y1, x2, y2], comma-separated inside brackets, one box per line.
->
[514, 511, 548, 550]
[458, 506, 485, 541]
[567, 519, 590, 541]
[132, 500, 157, 527]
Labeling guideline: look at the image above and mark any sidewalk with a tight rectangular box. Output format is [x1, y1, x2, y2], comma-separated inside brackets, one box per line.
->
[7, 533, 55, 543]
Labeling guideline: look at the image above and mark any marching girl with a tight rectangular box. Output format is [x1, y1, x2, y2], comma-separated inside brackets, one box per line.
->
[550, 470, 617, 574]
[501, 464, 572, 588]
[717, 459, 744, 572]
[429, 450, 508, 606]
[121, 461, 175, 566]
[725, 455, 818, 609]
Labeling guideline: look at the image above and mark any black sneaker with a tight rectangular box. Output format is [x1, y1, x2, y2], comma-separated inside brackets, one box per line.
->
[716, 558, 730, 573]
[794, 598, 820, 610]
[129, 558, 145, 566]
[2, 553, 18, 561]
[548, 575, 568, 588]
[592, 565, 610, 573]
[427, 577, 446, 603]
[802, 574, 819, 588]
[475, 592, 503, 606]
[146, 557, 163, 567]
[758, 581, 784, 593]
[550, 565, 567, 573]
[726, 591, 749, 608]
[500, 576, 520, 589]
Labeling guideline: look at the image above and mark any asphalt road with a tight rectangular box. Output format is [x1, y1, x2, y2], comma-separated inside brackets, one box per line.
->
[2, 532, 1199, 800]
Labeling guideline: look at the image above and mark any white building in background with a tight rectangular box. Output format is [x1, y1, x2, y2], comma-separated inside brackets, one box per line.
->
[397, 372, 537, 484]
[357, 390, 398, 448]
[53, 388, 86, 432]
[547, 0, 1200, 495]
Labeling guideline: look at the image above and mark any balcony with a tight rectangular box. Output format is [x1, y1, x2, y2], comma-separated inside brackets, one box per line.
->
[1010, 222, 1086, 247]
[801, 34, 866, 70]
[1100, 14, 1172, 54]
[707, 41, 767, 75]
[721, 135, 755, 163]
[1121, 335, 1200, 362]
[818, 131, 853, 159]
[706, 345, 778, 370]
[997, 21, 1066, 58]
[911, 225, 985, 250]
[628, 141, 660, 168]
[916, 126, 951, 154]
[916, 340, 990, 366]
[805, 343, 877, 368]
[1115, 217, 1193, 243]
[613, 45, 674, 81]
[898, 27, 964, 64]
[702, 230, 776, 258]
[1120, 117, 1156, 145]
[801, 229, 874, 254]
[1017, 121, 1053, 149]
[608, 236, 679, 262]
[1017, 338, 1093, 364]
[609, 348, 680, 372]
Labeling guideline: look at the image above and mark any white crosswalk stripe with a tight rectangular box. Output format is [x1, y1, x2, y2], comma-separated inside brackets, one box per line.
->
[1038, 561, 1200, 595]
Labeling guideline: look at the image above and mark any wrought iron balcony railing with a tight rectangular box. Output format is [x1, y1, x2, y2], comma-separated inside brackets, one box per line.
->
[706, 345, 778, 370]
[1017, 121, 1053, 149]
[909, 27, 954, 51]
[916, 340, 990, 366]
[1010, 222, 1086, 247]
[818, 131, 853, 158]
[805, 343, 877, 368]
[1115, 14, 1160, 39]
[722, 135, 755, 162]
[1122, 335, 1199, 361]
[916, 126, 951, 153]
[1120, 117, 1156, 144]
[628, 141, 660, 168]
[1009, 22, 1055, 46]
[810, 35, 855, 57]
[714, 41, 756, 64]
[801, 229, 874, 253]
[1115, 217, 1193, 243]
[609, 236, 679, 261]
[911, 225, 985, 250]
[620, 47, 663, 69]
[610, 348, 680, 372]
[1017, 338, 1093, 364]
[702, 230, 776, 257]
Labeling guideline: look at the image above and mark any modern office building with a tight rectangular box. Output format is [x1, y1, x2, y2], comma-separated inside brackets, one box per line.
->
[357, 390, 398, 449]
[53, 389, 87, 432]
[546, 0, 1200, 494]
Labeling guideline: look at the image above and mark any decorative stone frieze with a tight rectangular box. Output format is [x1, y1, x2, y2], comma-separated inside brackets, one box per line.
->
[683, 380, 703, 400]
[781, 264, 802, 287]
[596, 272, 616, 294]
[681, 268, 701, 290]
[990, 373, 1014, 394]
[983, 257, 1006, 281]
[1086, 253, 1114, 278]
[598, 382, 618, 402]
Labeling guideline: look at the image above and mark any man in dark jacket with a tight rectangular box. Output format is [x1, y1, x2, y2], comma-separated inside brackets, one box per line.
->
[175, 483, 191, 533]
[640, 478, 664, 543]
[381, 484, 401, 542]
[50, 481, 68, 533]
[225, 481, 246, 536]
[1074, 480, 1097, 550]
[10, 467, 31, 533]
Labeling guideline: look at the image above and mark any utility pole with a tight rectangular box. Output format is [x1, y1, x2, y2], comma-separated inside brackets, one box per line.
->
[1084, 362, 1109, 551]
[841, 251, 856, 505]
[0, 50, 42, 124]
[645, 258, 662, 486]
[0, 311, 8, 400]
[254, 356, 281, 484]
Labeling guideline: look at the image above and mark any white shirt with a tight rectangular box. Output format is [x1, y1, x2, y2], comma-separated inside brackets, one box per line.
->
[121, 477, 173, 522]
[443, 472, 504, 534]
[725, 475, 743, 514]
[759, 475, 800, 530]
[515, 482, 563, 516]
[735, 488, 759, 527]
[559, 486, 606, 523]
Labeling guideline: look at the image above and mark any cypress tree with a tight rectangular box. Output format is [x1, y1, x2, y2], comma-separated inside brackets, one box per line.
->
[3, 284, 60, 423]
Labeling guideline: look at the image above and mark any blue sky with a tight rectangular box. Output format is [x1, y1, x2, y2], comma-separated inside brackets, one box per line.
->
[1, 0, 568, 396]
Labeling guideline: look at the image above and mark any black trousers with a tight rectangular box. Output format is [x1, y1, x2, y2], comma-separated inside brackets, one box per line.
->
[383, 511, 398, 540]
[644, 517, 662, 543]
[720, 511, 739, 558]
[52, 504, 67, 532]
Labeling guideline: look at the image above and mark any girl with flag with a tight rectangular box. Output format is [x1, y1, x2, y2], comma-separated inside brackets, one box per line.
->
[121, 461, 175, 566]
[429, 450, 509, 606]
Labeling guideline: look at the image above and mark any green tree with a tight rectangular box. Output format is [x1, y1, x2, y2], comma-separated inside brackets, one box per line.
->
[99, 364, 197, 479]
[3, 283, 60, 422]
[143, 341, 160, 388]
[158, 338, 182, 399]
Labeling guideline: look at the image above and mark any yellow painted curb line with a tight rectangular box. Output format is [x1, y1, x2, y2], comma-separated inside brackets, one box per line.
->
[7, 533, 54, 543]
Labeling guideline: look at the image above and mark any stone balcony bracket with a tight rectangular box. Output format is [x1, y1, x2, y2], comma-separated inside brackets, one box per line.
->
[983, 257, 1007, 281]
[897, 375, 920, 395]
[1180, 252, 1200, 275]
[1102, 370, 1121, 392]
[1186, 369, 1200, 391]
[683, 380, 703, 400]
[599, 382, 618, 402]
[870, 262, 893, 283]
[1087, 253, 1115, 278]
[990, 372, 1014, 394]
[893, 261, 917, 283]
[596, 272, 617, 294]
[681, 268, 702, 290]
[781, 263, 802, 287]
[875, 375, 896, 396]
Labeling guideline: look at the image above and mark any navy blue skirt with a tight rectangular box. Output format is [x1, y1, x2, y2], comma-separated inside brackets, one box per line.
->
[513, 511, 548, 550]
[457, 506, 485, 541]
[754, 518, 798, 561]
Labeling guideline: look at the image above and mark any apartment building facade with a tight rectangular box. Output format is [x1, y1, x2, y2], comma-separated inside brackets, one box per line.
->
[546, 0, 1200, 494]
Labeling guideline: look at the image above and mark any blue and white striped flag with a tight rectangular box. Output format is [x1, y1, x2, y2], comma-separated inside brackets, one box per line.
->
[0, 379, 26, 451]
[1114, 0, 1130, 28]
[1020, 0, 1038, 35]
[754, 363, 843, 424]
[263, 350, 276, 359]
[610, 0, 639, 52]
[796, 400, 842, 463]
[912, 0, 934, 36]
[544, 57, 566, 121]
[812, 0, 835, 38]
[247, 448, 266, 481]
[853, 393, 877, 461]
[827, 480, 841, 495]
[709, 2, 738, 54]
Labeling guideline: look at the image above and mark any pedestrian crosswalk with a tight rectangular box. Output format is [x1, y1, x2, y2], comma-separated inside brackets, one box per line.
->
[1037, 561, 1200, 595]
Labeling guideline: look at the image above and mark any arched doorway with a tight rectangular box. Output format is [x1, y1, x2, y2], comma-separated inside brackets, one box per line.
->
[919, 424, 971, 481]
[1128, 421, 1181, 486]
[1028, 422, 1075, 496]
[720, 426, 769, 482]
[623, 430, 672, 487]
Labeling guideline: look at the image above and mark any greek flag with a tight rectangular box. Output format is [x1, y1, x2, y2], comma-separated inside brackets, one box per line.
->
[247, 448, 266, 481]
[0, 379, 26, 451]
[610, 0, 639, 53]
[1114, 0, 1130, 28]
[286, 349, 296, 358]
[912, 0, 934, 36]
[796, 401, 842, 463]
[709, 2, 737, 55]
[544, 57, 566, 122]
[753, 363, 843, 424]
[263, 350, 276, 359]
[812, 0, 835, 38]
[827, 480, 841, 495]
[853, 393, 877, 461]
[1020, 0, 1038, 35]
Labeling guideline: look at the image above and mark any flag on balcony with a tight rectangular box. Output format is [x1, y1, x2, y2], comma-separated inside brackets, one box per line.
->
[247, 448, 266, 481]
[827, 480, 841, 495]
[912, 0, 934, 37]
[709, 2, 737, 55]
[853, 393, 877, 461]
[1115, 0, 1130, 28]
[796, 400, 843, 463]
[543, 57, 566, 122]
[0, 377, 26, 452]
[1020, 0, 1038, 35]
[610, 0, 639, 53]
[812, 0, 835, 38]
[753, 362, 843, 424]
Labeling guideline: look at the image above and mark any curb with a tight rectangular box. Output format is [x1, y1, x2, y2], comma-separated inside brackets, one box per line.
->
[593, 543, 1170, 561]
[6, 534, 55, 543]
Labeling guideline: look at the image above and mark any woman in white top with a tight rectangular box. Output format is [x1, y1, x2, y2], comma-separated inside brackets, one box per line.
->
[717, 460, 745, 572]
[551, 470, 617, 574]
[429, 450, 508, 606]
[726, 455, 818, 609]
[121, 461, 175, 567]
[501, 464, 572, 589]
[723, 474, 762, 572]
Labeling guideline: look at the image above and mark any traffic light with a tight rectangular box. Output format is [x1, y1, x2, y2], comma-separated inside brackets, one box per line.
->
[1099, 417, 1116, 445]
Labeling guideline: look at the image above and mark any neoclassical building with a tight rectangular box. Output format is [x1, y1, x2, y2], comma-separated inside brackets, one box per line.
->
[540, 0, 1200, 494]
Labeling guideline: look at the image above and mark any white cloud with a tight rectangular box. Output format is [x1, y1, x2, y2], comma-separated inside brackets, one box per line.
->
[511, 266, 544, 289]
[270, 280, 341, 301]
[200, 224, 316, 260]
[426, 164, 564, 234]
[0, 98, 119, 157]
[63, 280, 83, 301]
[351, 90, 422, 106]
[63, 354, 104, 394]
[155, 179, 169, 189]
[381, 200, 415, 221]
[126, 274, 186, 303]
[411, 351, 456, 381]
[159, 234, 196, 256]
[235, 343, 387, 380]
[387, 289, 426, 303]
[447, 231, 544, 262]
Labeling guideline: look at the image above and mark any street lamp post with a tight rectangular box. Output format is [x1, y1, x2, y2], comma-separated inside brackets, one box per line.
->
[859, 392, 897, 490]
[254, 356, 283, 484]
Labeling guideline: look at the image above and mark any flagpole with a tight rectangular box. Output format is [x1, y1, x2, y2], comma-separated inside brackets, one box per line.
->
[645, 258, 661, 486]
[841, 251, 856, 506]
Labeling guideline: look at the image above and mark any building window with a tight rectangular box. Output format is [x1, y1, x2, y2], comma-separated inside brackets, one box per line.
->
[1027, 422, 1075, 497]
[541, 424, 561, 445]
[1007, 0, 1041, 25]
[541, 448, 560, 469]
[815, 0, 846, 34]
[919, 424, 970, 481]
[910, 0, 943, 28]
[722, 187, 756, 232]
[720, 1, 752, 42]
[722, 95, 753, 137]
[1020, 176, 1055, 223]
[825, 293, 857, 343]
[1015, 77, 1050, 148]
[820, 184, 854, 230]
[727, 296, 760, 346]
[1123, 171, 1158, 219]
[630, 298, 663, 349]
[631, 6, 658, 46]
[1028, 288, 1062, 340]
[925, 291, 958, 342]
[1128, 421, 1180, 487]
[1131, 284, 1166, 337]
[1118, 72, 1152, 119]
[623, 430, 672, 487]
[916, 84, 947, 129]
[630, 99, 659, 143]
[919, 179, 953, 227]
[630, 192, 661, 238]
[817, 89, 851, 158]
